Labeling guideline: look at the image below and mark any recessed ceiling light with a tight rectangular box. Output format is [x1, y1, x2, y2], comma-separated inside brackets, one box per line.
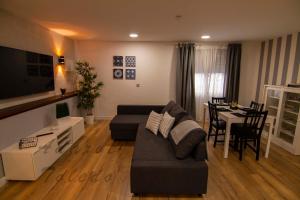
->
[129, 33, 139, 38]
[201, 35, 211, 39]
[175, 15, 182, 21]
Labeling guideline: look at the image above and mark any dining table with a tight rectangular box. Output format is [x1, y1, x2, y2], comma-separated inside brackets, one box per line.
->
[202, 103, 275, 159]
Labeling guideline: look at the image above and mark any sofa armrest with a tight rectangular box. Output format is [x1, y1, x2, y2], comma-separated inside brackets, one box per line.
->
[117, 105, 165, 115]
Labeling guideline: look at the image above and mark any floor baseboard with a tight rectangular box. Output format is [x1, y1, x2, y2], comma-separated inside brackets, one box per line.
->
[0, 177, 7, 188]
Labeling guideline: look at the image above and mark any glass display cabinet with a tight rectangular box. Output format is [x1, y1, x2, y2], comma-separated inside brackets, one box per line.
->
[263, 85, 300, 155]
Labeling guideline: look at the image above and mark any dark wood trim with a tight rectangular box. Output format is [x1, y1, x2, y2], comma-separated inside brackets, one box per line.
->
[0, 91, 78, 120]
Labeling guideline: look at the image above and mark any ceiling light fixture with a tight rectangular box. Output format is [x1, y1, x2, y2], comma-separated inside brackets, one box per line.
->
[175, 15, 182, 21]
[201, 35, 211, 39]
[129, 33, 139, 38]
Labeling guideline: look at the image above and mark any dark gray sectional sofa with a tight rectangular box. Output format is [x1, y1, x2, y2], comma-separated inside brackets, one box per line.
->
[109, 103, 208, 195]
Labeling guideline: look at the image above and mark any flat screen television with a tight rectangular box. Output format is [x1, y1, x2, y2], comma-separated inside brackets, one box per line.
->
[0, 46, 55, 99]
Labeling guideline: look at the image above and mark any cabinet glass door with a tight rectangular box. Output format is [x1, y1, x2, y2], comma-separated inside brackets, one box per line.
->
[265, 89, 281, 135]
[265, 89, 281, 117]
[278, 92, 300, 144]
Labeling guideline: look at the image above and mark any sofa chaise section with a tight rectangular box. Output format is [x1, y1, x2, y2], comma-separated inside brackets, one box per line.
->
[109, 105, 164, 140]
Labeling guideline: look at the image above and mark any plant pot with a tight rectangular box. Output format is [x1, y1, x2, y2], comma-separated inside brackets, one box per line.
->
[85, 115, 95, 125]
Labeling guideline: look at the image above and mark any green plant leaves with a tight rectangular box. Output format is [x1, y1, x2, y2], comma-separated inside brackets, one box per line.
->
[75, 61, 104, 112]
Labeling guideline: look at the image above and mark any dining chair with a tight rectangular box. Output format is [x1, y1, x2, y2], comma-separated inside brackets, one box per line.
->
[249, 101, 264, 111]
[248, 101, 264, 147]
[208, 101, 226, 147]
[212, 97, 227, 104]
[231, 110, 268, 160]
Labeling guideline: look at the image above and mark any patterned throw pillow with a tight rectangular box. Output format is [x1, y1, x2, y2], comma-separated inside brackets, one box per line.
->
[146, 111, 163, 135]
[159, 112, 175, 138]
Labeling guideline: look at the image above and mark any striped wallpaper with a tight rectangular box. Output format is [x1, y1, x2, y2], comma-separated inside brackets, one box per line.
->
[255, 32, 300, 102]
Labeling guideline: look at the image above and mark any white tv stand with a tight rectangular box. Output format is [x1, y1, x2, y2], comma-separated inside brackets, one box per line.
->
[1, 117, 85, 180]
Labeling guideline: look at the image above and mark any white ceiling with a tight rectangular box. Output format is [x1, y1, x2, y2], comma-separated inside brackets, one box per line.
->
[0, 0, 299, 42]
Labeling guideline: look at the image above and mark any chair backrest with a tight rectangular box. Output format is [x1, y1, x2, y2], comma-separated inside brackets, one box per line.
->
[256, 110, 268, 136]
[208, 101, 219, 123]
[250, 101, 264, 112]
[208, 101, 213, 122]
[212, 97, 227, 104]
[243, 110, 268, 137]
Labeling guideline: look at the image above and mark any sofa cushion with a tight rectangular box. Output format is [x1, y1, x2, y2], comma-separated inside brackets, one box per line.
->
[159, 112, 175, 138]
[169, 103, 185, 117]
[133, 123, 192, 161]
[173, 112, 194, 127]
[161, 101, 176, 114]
[170, 120, 201, 145]
[169, 120, 206, 159]
[168, 103, 187, 126]
[212, 119, 226, 129]
[192, 129, 208, 161]
[118, 105, 164, 115]
[146, 111, 163, 135]
[170, 128, 206, 159]
[110, 115, 148, 131]
[193, 141, 208, 161]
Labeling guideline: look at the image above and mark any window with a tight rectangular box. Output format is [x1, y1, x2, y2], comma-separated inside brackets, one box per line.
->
[195, 72, 225, 98]
[194, 46, 227, 121]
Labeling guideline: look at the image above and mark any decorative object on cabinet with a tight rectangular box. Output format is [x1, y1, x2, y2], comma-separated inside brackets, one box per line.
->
[263, 85, 300, 155]
[60, 88, 66, 96]
[19, 137, 38, 149]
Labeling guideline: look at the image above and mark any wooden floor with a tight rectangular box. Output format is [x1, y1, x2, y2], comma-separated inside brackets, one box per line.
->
[1, 120, 300, 200]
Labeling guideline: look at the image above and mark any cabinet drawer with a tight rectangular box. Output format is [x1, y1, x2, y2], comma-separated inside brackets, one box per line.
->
[2, 153, 36, 180]
[72, 120, 85, 142]
[33, 138, 59, 179]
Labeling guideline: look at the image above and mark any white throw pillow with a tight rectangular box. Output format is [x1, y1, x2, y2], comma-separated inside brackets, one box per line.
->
[146, 111, 163, 135]
[159, 112, 175, 138]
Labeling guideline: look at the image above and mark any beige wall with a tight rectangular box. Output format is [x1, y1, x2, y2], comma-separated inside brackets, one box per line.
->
[75, 41, 177, 119]
[0, 10, 78, 179]
[239, 41, 261, 105]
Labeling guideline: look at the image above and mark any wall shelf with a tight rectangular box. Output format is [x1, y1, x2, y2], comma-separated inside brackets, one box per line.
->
[284, 109, 298, 115]
[0, 91, 78, 120]
[287, 99, 300, 104]
[282, 119, 297, 126]
[268, 106, 278, 110]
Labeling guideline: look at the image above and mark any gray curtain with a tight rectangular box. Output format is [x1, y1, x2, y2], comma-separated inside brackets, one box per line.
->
[176, 43, 196, 118]
[224, 43, 241, 102]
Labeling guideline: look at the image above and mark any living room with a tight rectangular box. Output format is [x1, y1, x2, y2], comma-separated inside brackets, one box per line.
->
[0, 0, 300, 199]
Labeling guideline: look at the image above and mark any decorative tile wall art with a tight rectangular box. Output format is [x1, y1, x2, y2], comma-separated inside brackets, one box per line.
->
[125, 56, 136, 67]
[113, 56, 123, 67]
[113, 69, 123, 79]
[125, 69, 136, 80]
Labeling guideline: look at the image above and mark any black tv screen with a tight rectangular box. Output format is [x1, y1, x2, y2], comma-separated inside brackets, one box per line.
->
[0, 46, 55, 99]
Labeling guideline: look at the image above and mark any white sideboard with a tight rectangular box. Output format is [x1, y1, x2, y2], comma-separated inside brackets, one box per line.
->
[1, 117, 85, 180]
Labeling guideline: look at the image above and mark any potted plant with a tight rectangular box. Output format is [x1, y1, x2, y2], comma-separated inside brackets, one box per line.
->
[75, 61, 103, 125]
